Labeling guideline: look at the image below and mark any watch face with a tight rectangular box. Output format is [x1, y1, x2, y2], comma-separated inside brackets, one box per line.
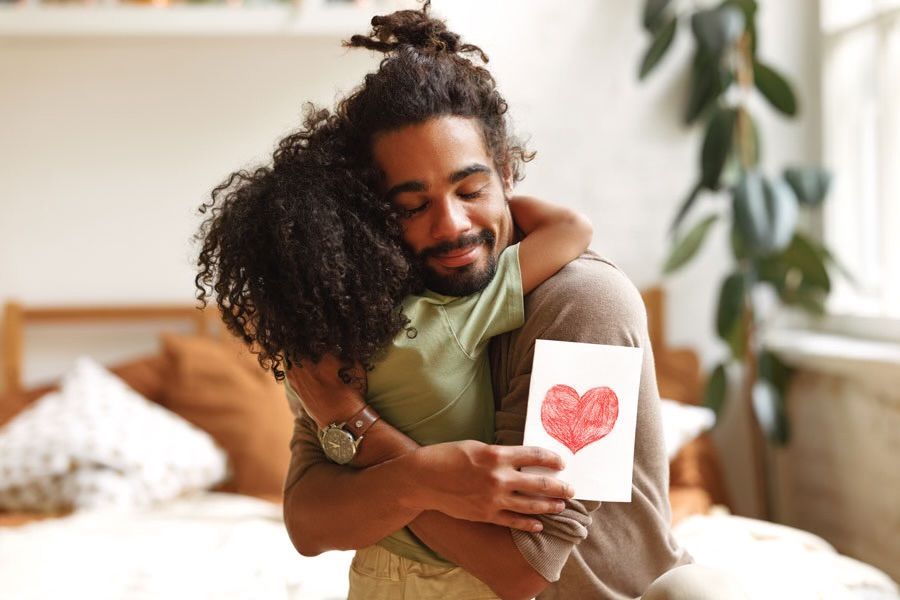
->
[321, 427, 356, 465]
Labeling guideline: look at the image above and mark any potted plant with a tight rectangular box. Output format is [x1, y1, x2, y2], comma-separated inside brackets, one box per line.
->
[638, 0, 849, 516]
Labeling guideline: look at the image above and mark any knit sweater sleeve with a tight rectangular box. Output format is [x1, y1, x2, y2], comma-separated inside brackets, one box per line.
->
[490, 252, 659, 582]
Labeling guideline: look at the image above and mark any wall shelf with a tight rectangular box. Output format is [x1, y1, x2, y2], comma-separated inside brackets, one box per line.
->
[0, 2, 404, 37]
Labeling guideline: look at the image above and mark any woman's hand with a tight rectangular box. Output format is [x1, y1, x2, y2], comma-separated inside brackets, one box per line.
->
[285, 355, 367, 428]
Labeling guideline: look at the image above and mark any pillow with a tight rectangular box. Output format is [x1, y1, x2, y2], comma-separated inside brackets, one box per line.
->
[0, 357, 227, 513]
[159, 333, 294, 498]
[659, 398, 716, 460]
[0, 355, 170, 429]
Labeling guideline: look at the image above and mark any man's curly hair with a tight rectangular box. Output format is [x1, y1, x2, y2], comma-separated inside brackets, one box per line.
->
[194, 1, 533, 382]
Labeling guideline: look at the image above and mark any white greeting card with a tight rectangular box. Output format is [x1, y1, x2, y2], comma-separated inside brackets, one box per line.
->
[522, 339, 643, 502]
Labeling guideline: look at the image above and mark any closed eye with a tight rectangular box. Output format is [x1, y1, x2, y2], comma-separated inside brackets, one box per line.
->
[402, 201, 429, 218]
[459, 187, 486, 200]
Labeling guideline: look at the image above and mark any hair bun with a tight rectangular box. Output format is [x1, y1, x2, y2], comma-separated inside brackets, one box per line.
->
[344, 1, 488, 63]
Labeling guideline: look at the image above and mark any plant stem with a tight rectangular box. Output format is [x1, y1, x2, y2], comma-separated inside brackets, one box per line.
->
[735, 32, 756, 169]
[741, 268, 771, 519]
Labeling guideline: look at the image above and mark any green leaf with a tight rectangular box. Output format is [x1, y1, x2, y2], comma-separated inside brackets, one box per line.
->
[788, 233, 832, 292]
[640, 18, 678, 80]
[643, 0, 673, 32]
[732, 172, 799, 256]
[756, 233, 832, 312]
[701, 107, 737, 190]
[691, 6, 745, 55]
[755, 61, 798, 116]
[716, 272, 747, 359]
[784, 166, 832, 206]
[663, 213, 719, 274]
[758, 350, 792, 392]
[670, 182, 704, 235]
[703, 363, 728, 417]
[756, 352, 793, 444]
[793, 284, 828, 315]
[752, 378, 789, 444]
[730, 222, 750, 260]
[685, 51, 732, 124]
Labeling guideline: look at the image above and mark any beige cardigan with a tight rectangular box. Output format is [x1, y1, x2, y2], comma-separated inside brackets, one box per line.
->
[490, 251, 691, 598]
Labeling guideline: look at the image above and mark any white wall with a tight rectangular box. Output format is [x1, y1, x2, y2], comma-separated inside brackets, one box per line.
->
[0, 0, 821, 516]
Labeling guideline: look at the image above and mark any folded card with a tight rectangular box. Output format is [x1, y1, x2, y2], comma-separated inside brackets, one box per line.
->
[522, 339, 643, 502]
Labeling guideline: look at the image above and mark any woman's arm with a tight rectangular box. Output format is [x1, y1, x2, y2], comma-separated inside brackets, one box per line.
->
[508, 196, 593, 293]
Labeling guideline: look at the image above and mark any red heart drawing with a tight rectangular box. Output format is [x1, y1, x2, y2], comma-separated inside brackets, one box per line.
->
[541, 384, 619, 454]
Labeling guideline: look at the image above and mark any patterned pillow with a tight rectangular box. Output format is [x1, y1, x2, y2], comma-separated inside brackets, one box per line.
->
[0, 357, 228, 513]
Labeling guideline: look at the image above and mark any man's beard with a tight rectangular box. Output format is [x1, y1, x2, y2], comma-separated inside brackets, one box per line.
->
[415, 230, 498, 296]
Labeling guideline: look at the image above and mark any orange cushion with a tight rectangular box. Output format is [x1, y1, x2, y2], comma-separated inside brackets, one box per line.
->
[159, 333, 293, 498]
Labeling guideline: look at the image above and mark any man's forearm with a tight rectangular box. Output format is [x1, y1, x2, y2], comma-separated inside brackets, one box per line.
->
[409, 512, 549, 600]
[350, 421, 549, 599]
[283, 436, 422, 556]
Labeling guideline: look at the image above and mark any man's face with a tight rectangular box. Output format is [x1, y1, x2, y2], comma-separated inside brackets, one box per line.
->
[372, 116, 513, 296]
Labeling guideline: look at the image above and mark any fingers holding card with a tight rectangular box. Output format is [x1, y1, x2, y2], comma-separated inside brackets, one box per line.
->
[523, 340, 643, 502]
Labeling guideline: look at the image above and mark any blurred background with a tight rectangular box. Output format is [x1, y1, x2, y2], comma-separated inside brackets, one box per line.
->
[1, 0, 898, 597]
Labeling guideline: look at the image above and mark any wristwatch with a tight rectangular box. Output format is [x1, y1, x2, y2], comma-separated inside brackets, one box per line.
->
[318, 405, 380, 465]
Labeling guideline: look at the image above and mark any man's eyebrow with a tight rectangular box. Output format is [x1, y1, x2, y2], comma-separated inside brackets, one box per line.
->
[385, 180, 427, 203]
[449, 163, 492, 184]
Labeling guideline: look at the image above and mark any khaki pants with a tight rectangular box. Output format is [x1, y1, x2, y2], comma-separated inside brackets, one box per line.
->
[348, 545, 749, 600]
[348, 545, 501, 600]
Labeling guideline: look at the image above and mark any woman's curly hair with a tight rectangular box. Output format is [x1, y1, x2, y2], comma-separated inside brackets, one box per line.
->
[194, 109, 417, 383]
[194, 1, 533, 382]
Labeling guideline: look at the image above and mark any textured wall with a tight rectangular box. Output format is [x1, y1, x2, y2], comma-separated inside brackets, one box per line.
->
[772, 366, 900, 581]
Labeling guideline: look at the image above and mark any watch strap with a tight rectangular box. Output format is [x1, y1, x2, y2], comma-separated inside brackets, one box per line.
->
[344, 405, 380, 438]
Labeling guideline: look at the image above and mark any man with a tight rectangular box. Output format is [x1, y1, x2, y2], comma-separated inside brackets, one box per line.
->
[200, 4, 746, 598]
[283, 114, 694, 599]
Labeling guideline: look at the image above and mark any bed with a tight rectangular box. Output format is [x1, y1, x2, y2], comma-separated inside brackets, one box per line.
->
[0, 292, 896, 599]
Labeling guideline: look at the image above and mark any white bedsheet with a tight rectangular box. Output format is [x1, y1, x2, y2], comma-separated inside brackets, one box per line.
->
[0, 492, 353, 600]
[1, 494, 897, 600]
[673, 513, 900, 599]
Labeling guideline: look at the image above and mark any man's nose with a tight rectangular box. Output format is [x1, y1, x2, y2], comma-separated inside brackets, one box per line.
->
[430, 197, 471, 240]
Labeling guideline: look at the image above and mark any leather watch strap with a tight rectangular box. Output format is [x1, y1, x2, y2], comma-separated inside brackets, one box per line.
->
[345, 405, 380, 438]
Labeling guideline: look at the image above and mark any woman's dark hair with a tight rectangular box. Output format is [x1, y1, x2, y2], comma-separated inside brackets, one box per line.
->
[194, 1, 532, 382]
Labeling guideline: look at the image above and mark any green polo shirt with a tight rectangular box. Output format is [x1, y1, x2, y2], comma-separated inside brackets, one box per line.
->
[368, 243, 524, 564]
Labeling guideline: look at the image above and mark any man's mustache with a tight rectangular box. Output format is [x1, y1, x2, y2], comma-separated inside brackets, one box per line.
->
[417, 230, 495, 260]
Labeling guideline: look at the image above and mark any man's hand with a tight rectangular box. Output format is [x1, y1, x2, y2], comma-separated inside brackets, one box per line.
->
[285, 355, 366, 428]
[408, 440, 575, 532]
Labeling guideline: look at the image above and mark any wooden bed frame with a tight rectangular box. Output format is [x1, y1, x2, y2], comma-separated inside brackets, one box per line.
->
[1, 288, 703, 404]
[1, 303, 218, 395]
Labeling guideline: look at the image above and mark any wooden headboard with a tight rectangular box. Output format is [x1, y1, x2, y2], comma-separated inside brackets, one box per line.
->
[1, 302, 217, 395]
[2, 288, 702, 402]
[640, 288, 703, 406]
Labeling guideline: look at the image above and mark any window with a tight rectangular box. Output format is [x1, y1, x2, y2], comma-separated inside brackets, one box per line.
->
[820, 1, 900, 321]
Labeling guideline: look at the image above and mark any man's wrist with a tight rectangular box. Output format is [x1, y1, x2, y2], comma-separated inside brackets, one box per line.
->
[312, 399, 367, 429]
[349, 418, 420, 469]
